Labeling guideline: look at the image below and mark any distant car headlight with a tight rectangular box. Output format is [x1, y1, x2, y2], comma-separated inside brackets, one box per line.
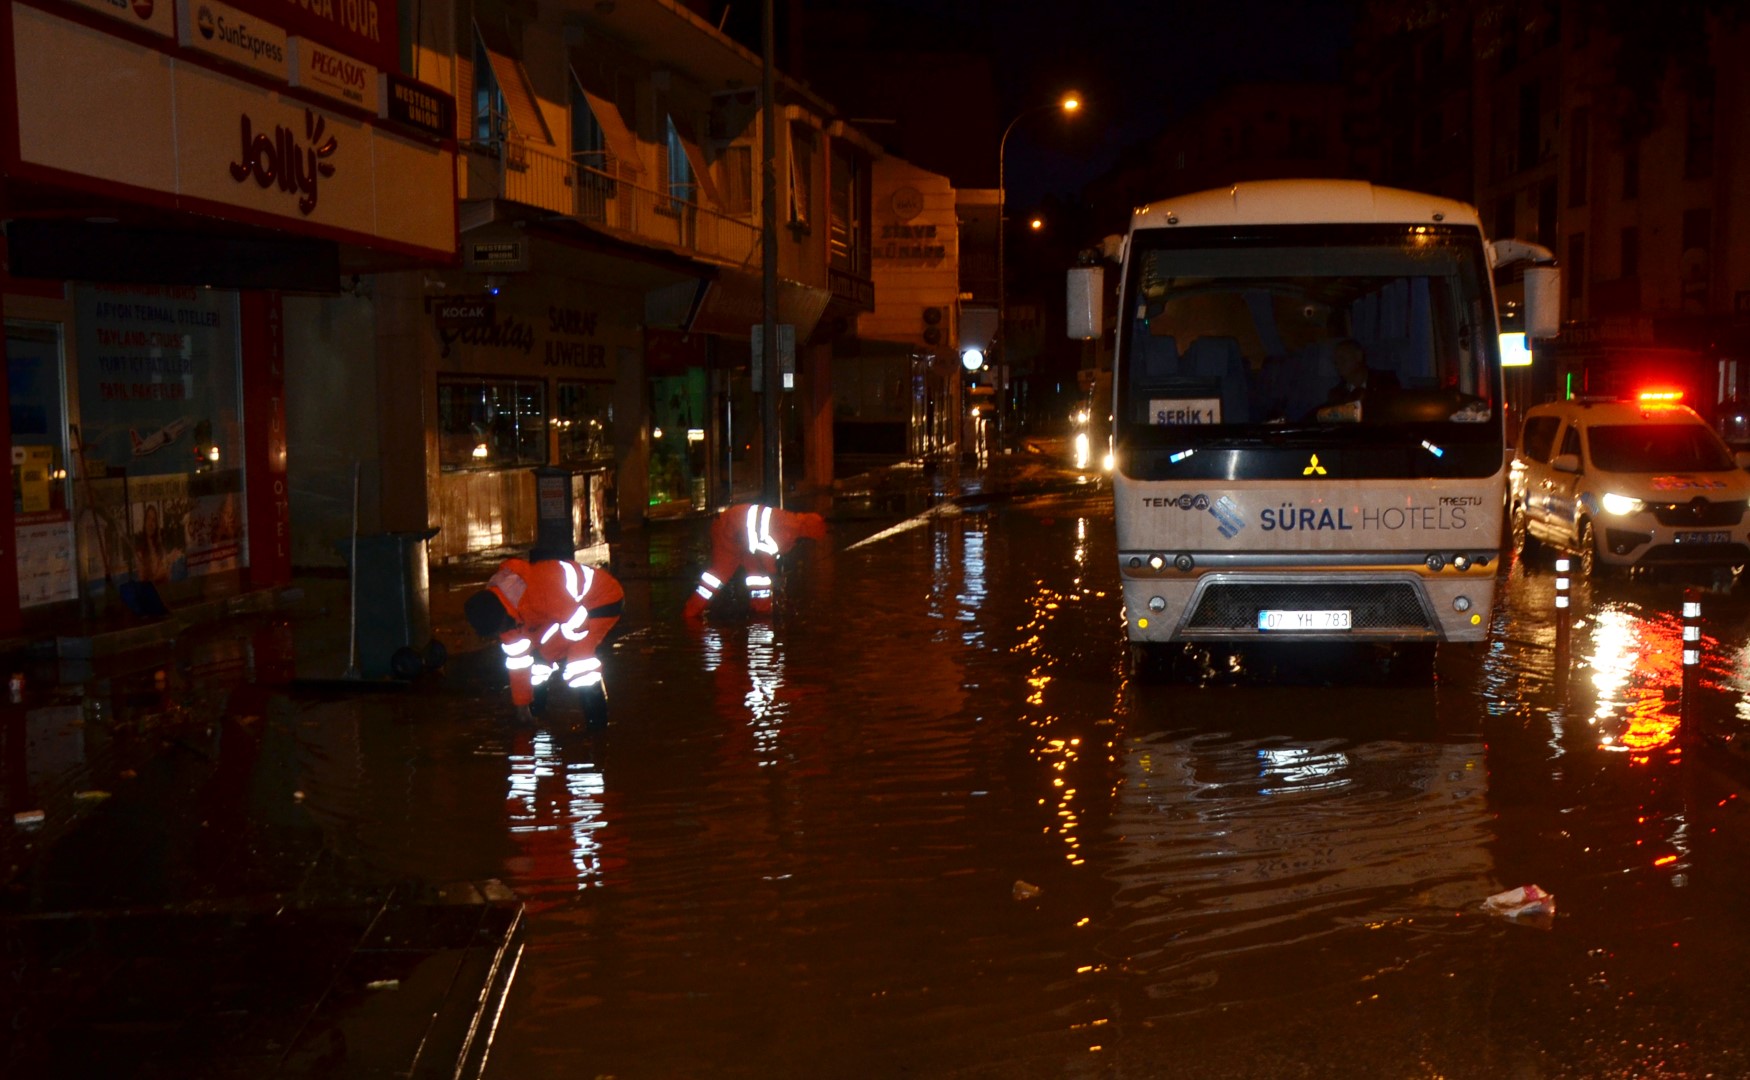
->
[1600, 492, 1645, 516]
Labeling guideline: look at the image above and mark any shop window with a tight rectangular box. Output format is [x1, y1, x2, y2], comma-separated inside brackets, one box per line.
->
[438, 376, 547, 470]
[556, 380, 614, 466]
[7, 320, 76, 608]
[648, 370, 706, 509]
[73, 285, 245, 590]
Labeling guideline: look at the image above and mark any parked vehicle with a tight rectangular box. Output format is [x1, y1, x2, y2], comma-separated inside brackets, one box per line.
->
[1510, 391, 1750, 581]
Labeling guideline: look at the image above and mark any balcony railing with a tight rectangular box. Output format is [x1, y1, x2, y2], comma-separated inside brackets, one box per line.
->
[496, 137, 761, 267]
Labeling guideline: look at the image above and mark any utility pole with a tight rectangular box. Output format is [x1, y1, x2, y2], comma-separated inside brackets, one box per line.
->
[759, 0, 781, 505]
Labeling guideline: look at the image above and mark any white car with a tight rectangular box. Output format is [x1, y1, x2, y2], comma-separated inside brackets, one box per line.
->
[1510, 394, 1750, 579]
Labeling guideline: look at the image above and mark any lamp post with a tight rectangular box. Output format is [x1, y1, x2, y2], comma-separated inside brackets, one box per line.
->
[995, 91, 1080, 454]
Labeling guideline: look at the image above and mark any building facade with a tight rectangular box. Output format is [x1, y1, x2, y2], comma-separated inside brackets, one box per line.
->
[362, 0, 886, 568]
[1, 0, 457, 633]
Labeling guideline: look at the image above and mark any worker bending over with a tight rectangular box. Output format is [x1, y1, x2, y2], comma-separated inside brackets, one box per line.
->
[466, 556, 624, 722]
[684, 503, 826, 619]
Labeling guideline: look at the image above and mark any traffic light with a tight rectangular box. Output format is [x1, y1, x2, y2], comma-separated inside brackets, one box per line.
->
[922, 306, 944, 345]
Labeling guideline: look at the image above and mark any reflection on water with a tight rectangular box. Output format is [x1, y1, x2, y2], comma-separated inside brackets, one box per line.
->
[1104, 682, 1494, 1017]
[1256, 745, 1351, 794]
[703, 623, 788, 768]
[506, 729, 613, 905]
[261, 497, 1750, 1077]
[1585, 604, 1684, 757]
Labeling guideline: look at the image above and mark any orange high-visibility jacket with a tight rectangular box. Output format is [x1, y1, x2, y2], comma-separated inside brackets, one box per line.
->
[489, 558, 624, 705]
[685, 503, 825, 617]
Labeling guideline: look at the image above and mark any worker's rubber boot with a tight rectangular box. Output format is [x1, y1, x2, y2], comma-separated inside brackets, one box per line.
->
[581, 682, 609, 732]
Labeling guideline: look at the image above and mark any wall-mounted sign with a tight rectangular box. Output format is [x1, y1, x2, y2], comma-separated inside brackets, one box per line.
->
[59, 0, 174, 37]
[14, 5, 456, 259]
[227, 107, 339, 217]
[177, 0, 288, 81]
[891, 186, 923, 221]
[431, 296, 495, 329]
[379, 72, 453, 141]
[289, 37, 377, 111]
[465, 239, 528, 271]
[233, 0, 397, 74]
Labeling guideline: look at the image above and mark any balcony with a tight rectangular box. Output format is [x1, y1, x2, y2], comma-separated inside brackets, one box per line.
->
[491, 135, 761, 267]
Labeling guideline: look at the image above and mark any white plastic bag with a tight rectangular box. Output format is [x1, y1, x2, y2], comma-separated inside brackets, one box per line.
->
[1483, 883, 1556, 919]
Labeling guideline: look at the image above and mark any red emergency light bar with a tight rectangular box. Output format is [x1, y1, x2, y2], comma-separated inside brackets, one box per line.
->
[1637, 389, 1684, 403]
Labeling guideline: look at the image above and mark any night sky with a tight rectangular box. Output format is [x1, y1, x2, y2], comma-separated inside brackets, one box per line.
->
[875, 0, 1362, 204]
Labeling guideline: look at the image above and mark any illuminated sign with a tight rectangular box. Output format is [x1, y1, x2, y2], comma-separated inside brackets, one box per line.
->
[1500, 331, 1532, 367]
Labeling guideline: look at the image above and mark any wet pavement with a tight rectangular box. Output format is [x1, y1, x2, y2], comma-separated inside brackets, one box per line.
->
[0, 444, 1094, 1078]
[13, 442, 1750, 1077]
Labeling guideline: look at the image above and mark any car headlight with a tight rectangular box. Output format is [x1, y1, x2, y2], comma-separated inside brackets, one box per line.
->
[1600, 492, 1644, 516]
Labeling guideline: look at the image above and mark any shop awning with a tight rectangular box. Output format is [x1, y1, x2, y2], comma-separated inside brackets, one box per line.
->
[668, 114, 725, 211]
[687, 266, 831, 343]
[569, 50, 644, 176]
[476, 19, 552, 145]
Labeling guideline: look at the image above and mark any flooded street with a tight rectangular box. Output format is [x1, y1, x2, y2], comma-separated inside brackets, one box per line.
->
[17, 482, 1750, 1077]
[310, 485, 1750, 1078]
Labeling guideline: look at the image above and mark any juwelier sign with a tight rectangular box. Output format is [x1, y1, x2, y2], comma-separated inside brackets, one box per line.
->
[176, 0, 288, 81]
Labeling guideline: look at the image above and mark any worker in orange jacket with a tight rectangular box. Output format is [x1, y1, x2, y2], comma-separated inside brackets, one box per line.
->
[465, 557, 624, 722]
[684, 503, 826, 619]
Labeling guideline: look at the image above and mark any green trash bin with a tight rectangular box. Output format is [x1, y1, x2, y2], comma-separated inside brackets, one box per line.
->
[344, 527, 440, 679]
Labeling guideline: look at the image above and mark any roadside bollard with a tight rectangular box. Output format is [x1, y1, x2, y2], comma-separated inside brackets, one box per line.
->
[1682, 589, 1702, 731]
[1553, 557, 1571, 654]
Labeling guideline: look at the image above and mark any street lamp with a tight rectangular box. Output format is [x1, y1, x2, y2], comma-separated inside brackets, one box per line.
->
[996, 91, 1081, 454]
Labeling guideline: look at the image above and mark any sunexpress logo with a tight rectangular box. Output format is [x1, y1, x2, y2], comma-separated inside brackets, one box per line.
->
[196, 4, 286, 64]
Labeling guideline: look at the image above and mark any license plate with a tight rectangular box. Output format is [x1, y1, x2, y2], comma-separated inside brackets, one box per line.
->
[1676, 530, 1731, 544]
[1257, 609, 1352, 631]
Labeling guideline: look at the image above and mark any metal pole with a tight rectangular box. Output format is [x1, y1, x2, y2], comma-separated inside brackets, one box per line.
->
[344, 461, 361, 680]
[760, 0, 781, 506]
[997, 114, 1020, 461]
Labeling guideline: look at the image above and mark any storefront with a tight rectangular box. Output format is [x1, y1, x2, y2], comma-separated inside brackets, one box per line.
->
[423, 233, 650, 562]
[0, 0, 456, 634]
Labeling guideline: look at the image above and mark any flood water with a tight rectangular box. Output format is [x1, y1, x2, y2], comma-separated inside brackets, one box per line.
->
[167, 486, 1750, 1076]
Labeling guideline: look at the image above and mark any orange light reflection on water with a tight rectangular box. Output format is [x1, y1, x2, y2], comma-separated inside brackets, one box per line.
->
[1586, 606, 1683, 757]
